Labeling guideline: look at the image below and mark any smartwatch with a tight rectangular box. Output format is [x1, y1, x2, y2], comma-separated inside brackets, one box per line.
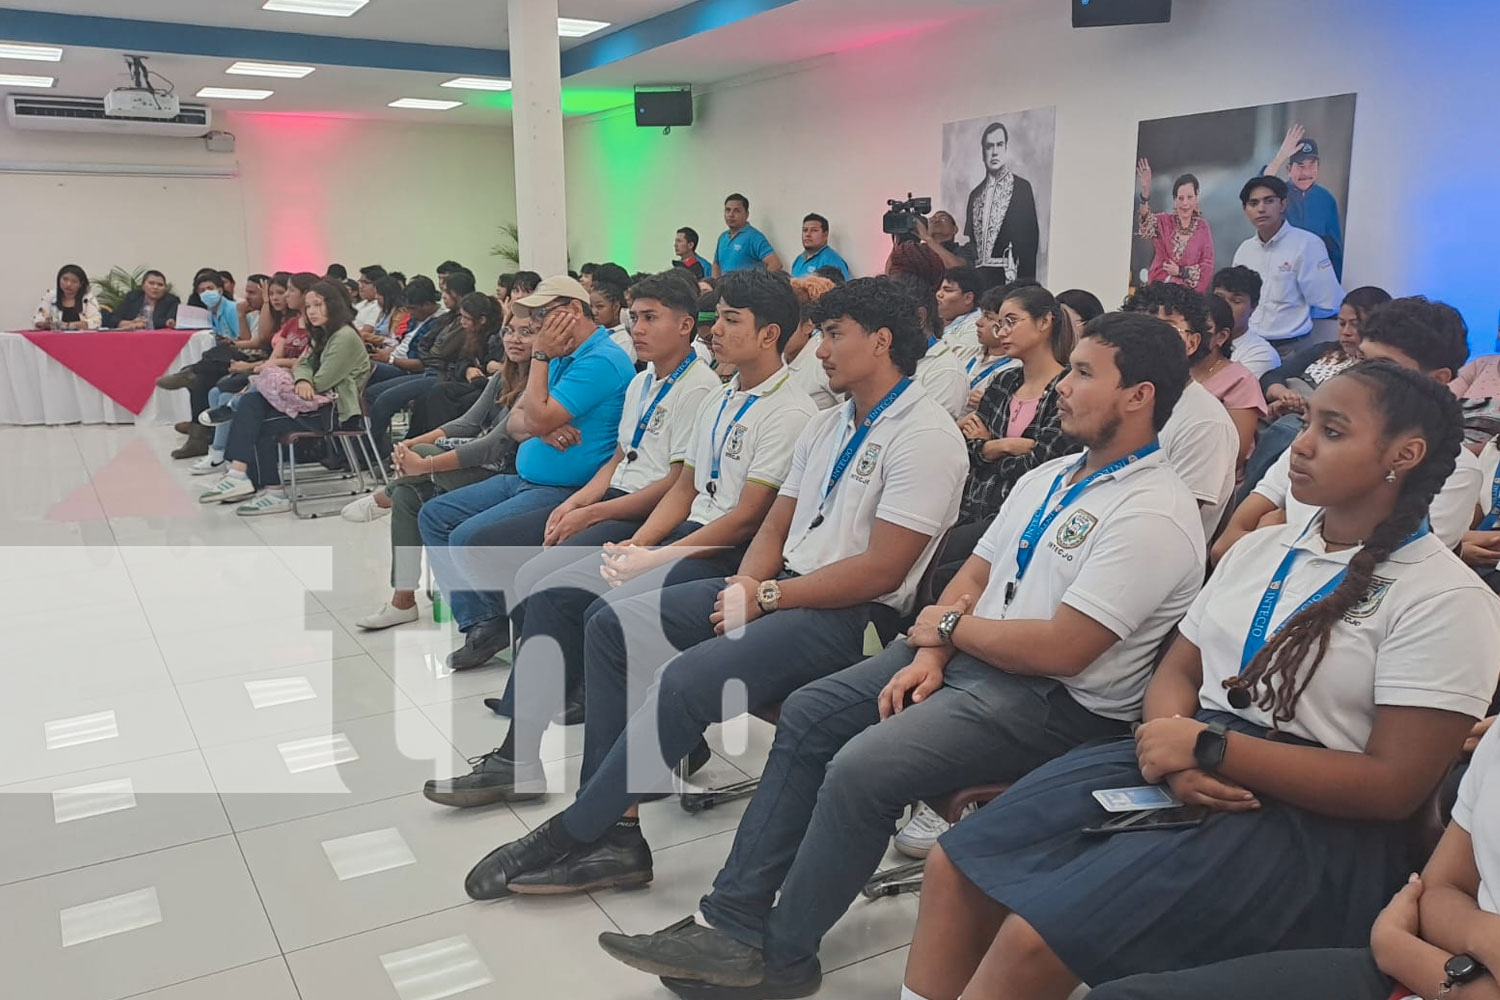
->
[1192, 722, 1230, 773]
[1438, 954, 1487, 998]
[936, 610, 963, 645]
[755, 580, 782, 614]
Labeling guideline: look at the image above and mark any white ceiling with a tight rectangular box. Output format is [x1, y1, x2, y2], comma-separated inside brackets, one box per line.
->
[12, 0, 693, 49]
[0, 0, 998, 124]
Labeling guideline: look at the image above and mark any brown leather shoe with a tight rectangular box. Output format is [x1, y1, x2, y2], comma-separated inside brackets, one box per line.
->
[156, 369, 196, 391]
[174, 421, 194, 435]
[171, 424, 212, 459]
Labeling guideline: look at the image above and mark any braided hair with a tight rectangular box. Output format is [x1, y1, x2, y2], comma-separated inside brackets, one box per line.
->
[1223, 360, 1464, 726]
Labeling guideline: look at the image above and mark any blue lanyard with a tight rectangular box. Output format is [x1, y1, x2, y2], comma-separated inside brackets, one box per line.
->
[1009, 444, 1160, 601]
[927, 335, 940, 351]
[1239, 520, 1430, 675]
[707, 388, 761, 493]
[1481, 473, 1500, 530]
[966, 355, 1009, 389]
[808, 379, 912, 529]
[626, 354, 696, 459]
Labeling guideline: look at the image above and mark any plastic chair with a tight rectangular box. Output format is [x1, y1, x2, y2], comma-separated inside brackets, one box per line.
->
[277, 391, 390, 519]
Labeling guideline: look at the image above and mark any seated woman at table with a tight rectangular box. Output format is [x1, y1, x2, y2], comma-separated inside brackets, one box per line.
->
[109, 270, 180, 330]
[195, 280, 372, 517]
[33, 264, 102, 331]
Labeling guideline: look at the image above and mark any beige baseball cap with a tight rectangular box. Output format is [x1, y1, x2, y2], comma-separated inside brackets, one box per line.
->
[515, 274, 589, 308]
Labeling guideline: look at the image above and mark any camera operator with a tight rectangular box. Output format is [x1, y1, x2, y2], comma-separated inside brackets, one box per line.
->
[915, 210, 977, 270]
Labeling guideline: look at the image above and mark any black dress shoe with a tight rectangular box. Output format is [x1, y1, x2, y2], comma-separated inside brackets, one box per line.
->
[661, 959, 822, 999]
[464, 820, 569, 900]
[553, 689, 586, 726]
[506, 821, 653, 895]
[640, 738, 713, 803]
[423, 750, 546, 808]
[599, 915, 764, 986]
[446, 618, 511, 671]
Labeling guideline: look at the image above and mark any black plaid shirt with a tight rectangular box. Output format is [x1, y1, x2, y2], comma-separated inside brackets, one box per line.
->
[961, 366, 1079, 524]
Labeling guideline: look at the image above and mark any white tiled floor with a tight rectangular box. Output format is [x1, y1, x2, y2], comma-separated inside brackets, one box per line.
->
[0, 423, 919, 999]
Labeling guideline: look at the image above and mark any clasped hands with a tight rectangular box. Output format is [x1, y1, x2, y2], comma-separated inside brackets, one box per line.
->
[1135, 715, 1260, 813]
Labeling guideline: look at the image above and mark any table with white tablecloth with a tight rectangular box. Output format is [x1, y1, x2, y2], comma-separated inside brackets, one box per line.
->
[0, 330, 215, 426]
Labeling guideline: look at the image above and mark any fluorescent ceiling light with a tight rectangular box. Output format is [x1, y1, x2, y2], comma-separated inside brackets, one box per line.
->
[262, 0, 369, 16]
[227, 60, 315, 78]
[557, 17, 611, 37]
[197, 87, 274, 100]
[442, 77, 512, 92]
[0, 42, 63, 62]
[389, 98, 461, 110]
[0, 73, 55, 88]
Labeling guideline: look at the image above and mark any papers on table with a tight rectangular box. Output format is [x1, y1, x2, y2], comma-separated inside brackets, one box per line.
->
[174, 304, 212, 330]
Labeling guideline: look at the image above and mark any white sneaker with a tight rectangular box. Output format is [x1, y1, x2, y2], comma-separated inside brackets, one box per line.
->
[356, 602, 419, 631]
[894, 804, 952, 860]
[198, 474, 254, 504]
[236, 492, 291, 516]
[189, 454, 226, 476]
[341, 493, 391, 523]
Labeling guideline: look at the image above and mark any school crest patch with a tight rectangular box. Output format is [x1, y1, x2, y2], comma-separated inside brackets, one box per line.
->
[1345, 575, 1395, 620]
[648, 407, 667, 433]
[725, 424, 747, 459]
[856, 443, 881, 477]
[1055, 510, 1098, 549]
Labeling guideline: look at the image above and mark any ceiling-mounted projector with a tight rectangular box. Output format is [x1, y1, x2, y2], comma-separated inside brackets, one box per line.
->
[103, 54, 181, 119]
[104, 88, 181, 119]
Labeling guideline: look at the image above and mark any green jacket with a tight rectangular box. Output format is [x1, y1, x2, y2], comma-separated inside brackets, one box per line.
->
[293, 325, 372, 423]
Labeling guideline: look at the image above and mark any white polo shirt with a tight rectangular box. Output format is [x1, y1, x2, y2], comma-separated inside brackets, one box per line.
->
[1185, 518, 1500, 751]
[1453, 723, 1499, 914]
[354, 299, 381, 329]
[609, 356, 723, 495]
[917, 339, 969, 418]
[1160, 379, 1240, 544]
[943, 310, 984, 364]
[971, 450, 1205, 719]
[679, 367, 817, 526]
[1477, 438, 1500, 524]
[1232, 222, 1344, 342]
[963, 352, 1020, 401]
[1255, 445, 1483, 550]
[780, 384, 967, 614]
[1231, 331, 1281, 379]
[609, 325, 637, 363]
[785, 331, 841, 410]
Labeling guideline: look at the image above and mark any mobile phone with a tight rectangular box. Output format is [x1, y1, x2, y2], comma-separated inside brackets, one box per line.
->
[1091, 785, 1180, 813]
[1081, 806, 1206, 837]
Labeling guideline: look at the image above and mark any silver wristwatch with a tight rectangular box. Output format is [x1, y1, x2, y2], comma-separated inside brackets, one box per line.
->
[936, 610, 963, 645]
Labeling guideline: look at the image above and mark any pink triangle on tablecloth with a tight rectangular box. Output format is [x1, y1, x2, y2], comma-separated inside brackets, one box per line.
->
[48, 438, 200, 521]
[22, 330, 194, 415]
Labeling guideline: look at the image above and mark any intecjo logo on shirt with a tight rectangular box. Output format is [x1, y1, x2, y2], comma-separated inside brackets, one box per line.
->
[1054, 510, 1099, 550]
[856, 443, 881, 478]
[725, 424, 747, 459]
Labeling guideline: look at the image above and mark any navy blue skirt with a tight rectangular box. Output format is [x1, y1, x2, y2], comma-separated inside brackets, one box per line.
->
[938, 712, 1410, 986]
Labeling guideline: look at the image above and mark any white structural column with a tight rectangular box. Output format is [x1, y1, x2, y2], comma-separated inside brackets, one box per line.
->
[508, 0, 568, 275]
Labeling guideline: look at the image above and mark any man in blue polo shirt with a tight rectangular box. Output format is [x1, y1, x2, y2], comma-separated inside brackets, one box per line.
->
[1264, 124, 1345, 281]
[791, 213, 852, 280]
[713, 192, 782, 278]
[419, 274, 635, 669]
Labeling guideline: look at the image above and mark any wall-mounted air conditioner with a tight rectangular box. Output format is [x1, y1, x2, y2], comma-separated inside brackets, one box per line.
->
[5, 94, 212, 137]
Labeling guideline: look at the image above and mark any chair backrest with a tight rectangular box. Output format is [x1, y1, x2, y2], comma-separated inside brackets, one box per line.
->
[875, 525, 958, 647]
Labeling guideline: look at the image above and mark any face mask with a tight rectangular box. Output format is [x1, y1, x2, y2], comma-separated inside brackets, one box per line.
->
[201, 290, 222, 308]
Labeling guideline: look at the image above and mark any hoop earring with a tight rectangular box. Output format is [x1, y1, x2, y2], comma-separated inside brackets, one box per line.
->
[1385, 469, 1398, 483]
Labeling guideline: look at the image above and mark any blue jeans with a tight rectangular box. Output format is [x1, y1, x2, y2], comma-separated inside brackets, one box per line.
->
[1239, 412, 1300, 504]
[416, 474, 573, 632]
[367, 371, 436, 458]
[207, 385, 257, 452]
[368, 361, 404, 385]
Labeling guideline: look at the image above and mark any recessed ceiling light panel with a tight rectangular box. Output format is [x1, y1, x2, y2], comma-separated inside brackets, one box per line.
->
[442, 77, 512, 91]
[557, 17, 611, 37]
[262, 0, 369, 16]
[197, 87, 275, 100]
[388, 98, 462, 110]
[0, 73, 55, 87]
[0, 42, 63, 62]
[227, 61, 316, 78]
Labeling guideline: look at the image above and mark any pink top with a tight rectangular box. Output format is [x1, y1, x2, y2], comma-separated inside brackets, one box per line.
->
[1454, 355, 1500, 400]
[1137, 210, 1215, 293]
[1201, 361, 1268, 416]
[1007, 395, 1041, 437]
[273, 316, 309, 359]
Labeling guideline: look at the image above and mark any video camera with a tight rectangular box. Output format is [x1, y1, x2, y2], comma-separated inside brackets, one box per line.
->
[883, 193, 933, 240]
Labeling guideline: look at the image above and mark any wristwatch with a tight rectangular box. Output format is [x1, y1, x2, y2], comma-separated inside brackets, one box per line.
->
[1437, 955, 1487, 999]
[531, 350, 551, 363]
[1193, 722, 1230, 772]
[936, 610, 963, 645]
[755, 580, 782, 614]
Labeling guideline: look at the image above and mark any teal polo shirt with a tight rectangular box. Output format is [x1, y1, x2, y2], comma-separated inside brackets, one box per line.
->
[715, 225, 776, 273]
[515, 327, 634, 487]
[791, 244, 851, 280]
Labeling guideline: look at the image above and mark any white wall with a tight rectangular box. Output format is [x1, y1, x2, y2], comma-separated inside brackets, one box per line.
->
[563, 0, 1500, 349]
[0, 111, 515, 324]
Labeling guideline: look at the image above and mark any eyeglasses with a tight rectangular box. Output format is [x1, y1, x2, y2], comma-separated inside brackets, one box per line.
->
[530, 299, 570, 325]
[996, 314, 1025, 331]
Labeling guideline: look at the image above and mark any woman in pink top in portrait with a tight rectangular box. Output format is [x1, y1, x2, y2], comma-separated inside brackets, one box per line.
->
[1199, 294, 1268, 474]
[1136, 159, 1215, 293]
